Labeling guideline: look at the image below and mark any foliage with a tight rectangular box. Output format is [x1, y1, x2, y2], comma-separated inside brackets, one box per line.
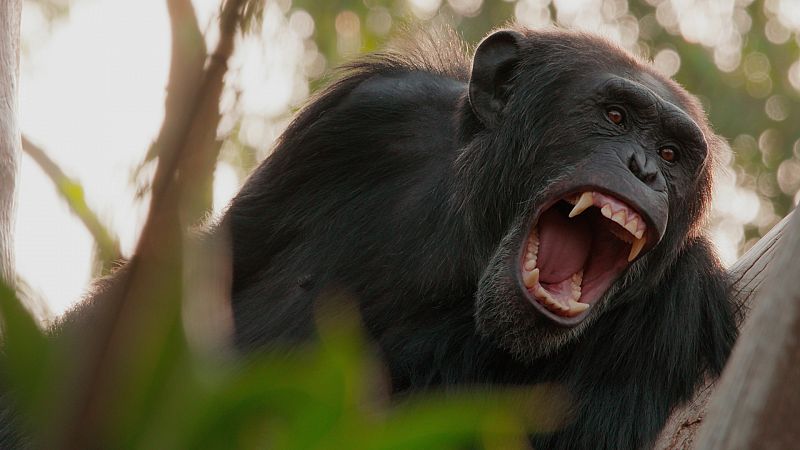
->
[0, 280, 563, 448]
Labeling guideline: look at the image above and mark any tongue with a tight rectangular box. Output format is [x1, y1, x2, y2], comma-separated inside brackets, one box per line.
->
[537, 207, 592, 284]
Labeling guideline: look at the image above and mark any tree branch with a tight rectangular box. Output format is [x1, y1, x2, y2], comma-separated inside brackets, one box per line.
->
[20, 135, 121, 273]
[654, 210, 795, 449]
[54, 1, 259, 448]
[0, 0, 22, 285]
[693, 207, 800, 448]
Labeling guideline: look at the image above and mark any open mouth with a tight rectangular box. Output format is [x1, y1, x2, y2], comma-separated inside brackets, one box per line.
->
[520, 191, 652, 320]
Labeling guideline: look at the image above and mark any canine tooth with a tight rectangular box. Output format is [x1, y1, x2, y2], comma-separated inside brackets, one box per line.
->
[628, 236, 646, 262]
[524, 268, 540, 288]
[567, 300, 591, 316]
[601, 204, 613, 219]
[624, 217, 639, 236]
[569, 192, 594, 218]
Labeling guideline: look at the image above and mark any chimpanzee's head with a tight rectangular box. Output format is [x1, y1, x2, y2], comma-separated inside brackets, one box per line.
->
[463, 28, 723, 360]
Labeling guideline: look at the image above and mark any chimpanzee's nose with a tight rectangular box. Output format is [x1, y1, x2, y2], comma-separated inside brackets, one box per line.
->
[628, 151, 659, 186]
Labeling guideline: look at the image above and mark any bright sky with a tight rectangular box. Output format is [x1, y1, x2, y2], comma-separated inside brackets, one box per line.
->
[18, 0, 310, 317]
[17, 0, 227, 315]
[16, 0, 781, 317]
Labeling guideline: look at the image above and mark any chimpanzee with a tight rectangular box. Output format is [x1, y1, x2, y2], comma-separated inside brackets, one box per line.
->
[223, 26, 737, 449]
[0, 26, 737, 449]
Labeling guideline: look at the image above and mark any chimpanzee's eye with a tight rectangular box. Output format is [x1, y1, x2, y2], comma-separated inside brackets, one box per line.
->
[659, 147, 678, 163]
[606, 107, 625, 126]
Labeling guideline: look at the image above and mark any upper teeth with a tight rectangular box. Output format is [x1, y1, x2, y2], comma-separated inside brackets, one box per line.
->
[568, 191, 647, 262]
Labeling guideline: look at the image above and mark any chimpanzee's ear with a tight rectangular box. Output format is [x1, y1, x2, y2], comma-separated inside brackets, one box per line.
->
[468, 29, 523, 129]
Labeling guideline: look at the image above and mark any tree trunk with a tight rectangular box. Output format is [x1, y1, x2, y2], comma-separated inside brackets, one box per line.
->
[0, 0, 22, 286]
[654, 209, 797, 449]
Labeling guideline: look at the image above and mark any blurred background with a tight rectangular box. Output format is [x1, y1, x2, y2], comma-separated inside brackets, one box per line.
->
[16, 0, 800, 318]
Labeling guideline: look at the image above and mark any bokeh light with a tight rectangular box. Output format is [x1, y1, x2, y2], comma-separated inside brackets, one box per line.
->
[653, 47, 681, 76]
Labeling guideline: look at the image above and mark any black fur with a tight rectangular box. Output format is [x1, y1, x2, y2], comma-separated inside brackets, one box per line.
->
[223, 27, 737, 449]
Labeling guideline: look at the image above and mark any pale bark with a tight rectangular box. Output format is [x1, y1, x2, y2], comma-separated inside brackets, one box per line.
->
[693, 208, 800, 449]
[0, 0, 21, 285]
[654, 210, 796, 449]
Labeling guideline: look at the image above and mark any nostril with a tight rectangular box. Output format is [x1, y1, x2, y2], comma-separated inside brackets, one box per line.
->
[628, 156, 640, 176]
[628, 153, 644, 178]
[628, 152, 658, 184]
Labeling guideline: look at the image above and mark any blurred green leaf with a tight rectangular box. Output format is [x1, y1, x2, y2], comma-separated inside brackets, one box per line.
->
[0, 282, 57, 440]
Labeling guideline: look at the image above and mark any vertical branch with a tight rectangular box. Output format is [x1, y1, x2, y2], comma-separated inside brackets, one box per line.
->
[0, 0, 22, 285]
[150, 0, 248, 225]
[53, 1, 257, 448]
[147, 0, 208, 221]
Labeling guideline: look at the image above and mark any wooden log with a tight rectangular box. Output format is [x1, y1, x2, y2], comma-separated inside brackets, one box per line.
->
[654, 210, 797, 449]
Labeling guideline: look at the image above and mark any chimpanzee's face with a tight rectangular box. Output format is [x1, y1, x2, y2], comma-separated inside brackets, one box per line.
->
[468, 30, 714, 360]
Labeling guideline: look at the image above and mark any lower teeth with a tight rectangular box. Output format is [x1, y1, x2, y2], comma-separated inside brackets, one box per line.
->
[522, 227, 590, 317]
